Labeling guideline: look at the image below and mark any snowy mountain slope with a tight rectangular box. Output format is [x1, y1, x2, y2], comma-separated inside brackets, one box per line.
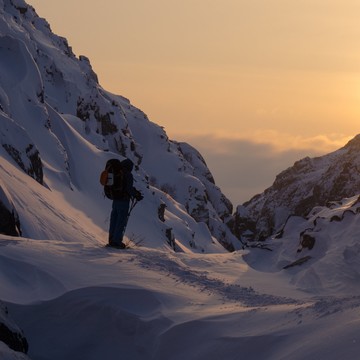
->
[0, 0, 237, 250]
[1, 160, 360, 359]
[1, 1, 360, 359]
[229, 134, 360, 241]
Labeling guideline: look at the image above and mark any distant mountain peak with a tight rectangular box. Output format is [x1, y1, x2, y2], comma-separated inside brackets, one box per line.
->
[228, 133, 360, 241]
[343, 133, 360, 150]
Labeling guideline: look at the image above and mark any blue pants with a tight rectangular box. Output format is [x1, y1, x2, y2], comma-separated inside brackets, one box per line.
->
[109, 199, 130, 245]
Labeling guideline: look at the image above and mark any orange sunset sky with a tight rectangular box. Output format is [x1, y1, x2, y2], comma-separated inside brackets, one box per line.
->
[28, 0, 360, 203]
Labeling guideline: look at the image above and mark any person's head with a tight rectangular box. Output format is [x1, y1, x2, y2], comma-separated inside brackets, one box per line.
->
[121, 158, 133, 172]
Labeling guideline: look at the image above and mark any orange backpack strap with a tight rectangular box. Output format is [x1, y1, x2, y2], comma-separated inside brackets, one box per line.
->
[99, 169, 108, 186]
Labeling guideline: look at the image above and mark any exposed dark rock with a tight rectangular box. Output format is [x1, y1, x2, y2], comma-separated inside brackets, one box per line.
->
[76, 97, 118, 136]
[2, 144, 43, 185]
[26, 144, 43, 184]
[158, 203, 166, 222]
[298, 233, 316, 252]
[0, 303, 28, 354]
[0, 322, 28, 354]
[165, 227, 175, 250]
[0, 200, 20, 236]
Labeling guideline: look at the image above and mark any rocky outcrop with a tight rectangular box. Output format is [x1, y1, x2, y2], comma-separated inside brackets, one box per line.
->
[0, 201, 20, 236]
[176, 142, 235, 249]
[0, 114, 43, 185]
[0, 302, 28, 355]
[0, 182, 21, 236]
[228, 135, 360, 241]
[2, 143, 43, 185]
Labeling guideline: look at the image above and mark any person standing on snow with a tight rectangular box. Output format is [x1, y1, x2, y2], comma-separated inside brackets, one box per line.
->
[108, 158, 143, 249]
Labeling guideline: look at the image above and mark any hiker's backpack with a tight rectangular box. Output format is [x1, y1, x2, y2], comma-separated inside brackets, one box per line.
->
[100, 159, 124, 200]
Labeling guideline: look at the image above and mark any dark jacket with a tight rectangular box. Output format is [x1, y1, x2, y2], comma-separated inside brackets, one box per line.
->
[120, 159, 136, 200]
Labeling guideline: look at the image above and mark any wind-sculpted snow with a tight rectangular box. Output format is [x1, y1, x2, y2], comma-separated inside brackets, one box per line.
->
[307, 295, 360, 319]
[134, 249, 299, 307]
[8, 287, 172, 360]
[2, 235, 360, 360]
[244, 195, 360, 296]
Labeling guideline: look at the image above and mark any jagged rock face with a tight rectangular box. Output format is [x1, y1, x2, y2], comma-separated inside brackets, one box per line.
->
[175, 142, 235, 249]
[228, 135, 360, 241]
[177, 142, 233, 218]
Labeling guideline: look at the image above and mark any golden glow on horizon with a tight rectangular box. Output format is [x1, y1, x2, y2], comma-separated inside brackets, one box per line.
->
[28, 0, 360, 149]
[173, 130, 353, 155]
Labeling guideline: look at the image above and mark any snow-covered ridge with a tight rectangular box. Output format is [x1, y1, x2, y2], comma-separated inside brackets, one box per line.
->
[0, 0, 237, 251]
[228, 134, 360, 241]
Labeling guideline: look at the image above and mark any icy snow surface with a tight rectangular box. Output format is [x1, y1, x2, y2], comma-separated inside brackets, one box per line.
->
[2, 167, 360, 359]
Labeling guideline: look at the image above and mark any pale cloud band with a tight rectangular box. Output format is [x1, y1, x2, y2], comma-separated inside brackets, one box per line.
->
[174, 131, 354, 205]
[176, 130, 352, 155]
